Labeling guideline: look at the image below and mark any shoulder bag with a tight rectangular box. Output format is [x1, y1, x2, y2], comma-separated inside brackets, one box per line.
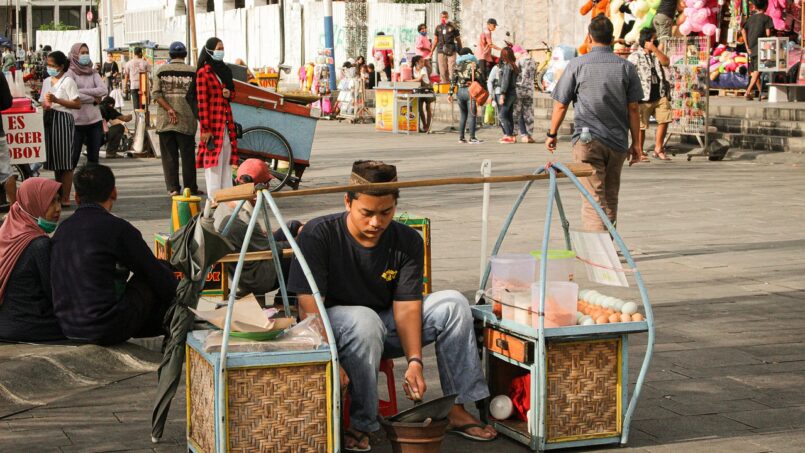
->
[469, 63, 489, 107]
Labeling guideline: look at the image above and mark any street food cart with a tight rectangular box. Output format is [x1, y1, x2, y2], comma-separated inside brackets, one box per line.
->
[374, 81, 431, 134]
[231, 80, 320, 191]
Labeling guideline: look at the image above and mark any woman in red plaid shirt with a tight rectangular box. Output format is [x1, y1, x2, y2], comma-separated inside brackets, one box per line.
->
[196, 37, 238, 197]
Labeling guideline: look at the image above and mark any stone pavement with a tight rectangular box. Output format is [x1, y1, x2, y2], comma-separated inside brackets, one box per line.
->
[1, 120, 805, 452]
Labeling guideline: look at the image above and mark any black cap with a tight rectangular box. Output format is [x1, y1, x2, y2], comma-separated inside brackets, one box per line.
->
[487, 18, 498, 26]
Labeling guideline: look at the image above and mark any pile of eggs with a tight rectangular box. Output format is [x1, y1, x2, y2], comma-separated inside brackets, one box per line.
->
[576, 289, 644, 326]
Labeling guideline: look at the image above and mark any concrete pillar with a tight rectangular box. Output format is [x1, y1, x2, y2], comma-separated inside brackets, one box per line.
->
[55, 0, 60, 24]
[26, 3, 32, 49]
[81, 2, 87, 29]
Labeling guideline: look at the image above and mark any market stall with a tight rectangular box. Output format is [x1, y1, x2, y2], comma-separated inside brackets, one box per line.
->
[374, 81, 430, 134]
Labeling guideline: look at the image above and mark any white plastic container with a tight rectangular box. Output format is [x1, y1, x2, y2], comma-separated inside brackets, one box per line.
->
[490, 254, 536, 319]
[501, 290, 531, 326]
[531, 281, 579, 328]
[530, 249, 576, 282]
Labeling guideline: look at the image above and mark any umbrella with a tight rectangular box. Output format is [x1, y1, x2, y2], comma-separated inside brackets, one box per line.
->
[151, 213, 235, 442]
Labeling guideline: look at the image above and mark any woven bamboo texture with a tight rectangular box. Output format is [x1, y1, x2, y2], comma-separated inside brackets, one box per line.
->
[545, 339, 620, 441]
[227, 363, 330, 452]
[188, 348, 216, 453]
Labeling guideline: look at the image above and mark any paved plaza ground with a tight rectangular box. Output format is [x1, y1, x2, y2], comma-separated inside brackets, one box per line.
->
[1, 120, 805, 452]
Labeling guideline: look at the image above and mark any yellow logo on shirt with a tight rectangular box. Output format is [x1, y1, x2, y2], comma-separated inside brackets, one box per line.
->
[381, 269, 398, 282]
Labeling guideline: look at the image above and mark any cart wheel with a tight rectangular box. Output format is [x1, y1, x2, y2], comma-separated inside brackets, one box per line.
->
[238, 127, 295, 192]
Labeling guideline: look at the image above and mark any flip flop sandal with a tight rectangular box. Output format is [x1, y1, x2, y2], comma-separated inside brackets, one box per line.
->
[449, 423, 496, 442]
[343, 430, 371, 452]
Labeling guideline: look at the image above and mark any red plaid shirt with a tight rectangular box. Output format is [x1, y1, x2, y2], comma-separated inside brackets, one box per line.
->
[195, 64, 238, 169]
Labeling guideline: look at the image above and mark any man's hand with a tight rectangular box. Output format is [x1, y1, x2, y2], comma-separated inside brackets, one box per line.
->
[167, 108, 178, 124]
[403, 361, 427, 402]
[628, 145, 642, 166]
[545, 136, 557, 153]
[499, 94, 505, 104]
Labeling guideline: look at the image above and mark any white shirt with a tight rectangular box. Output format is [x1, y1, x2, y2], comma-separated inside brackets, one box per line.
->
[39, 76, 80, 114]
[416, 67, 430, 86]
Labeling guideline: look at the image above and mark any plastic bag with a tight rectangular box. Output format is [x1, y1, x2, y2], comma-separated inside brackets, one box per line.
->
[202, 314, 324, 353]
[484, 103, 496, 125]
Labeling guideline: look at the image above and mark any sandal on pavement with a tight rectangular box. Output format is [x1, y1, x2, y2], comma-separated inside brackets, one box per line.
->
[449, 423, 496, 442]
[653, 151, 672, 161]
[343, 430, 371, 452]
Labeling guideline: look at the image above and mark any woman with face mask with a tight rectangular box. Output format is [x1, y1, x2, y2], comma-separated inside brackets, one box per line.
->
[67, 43, 108, 166]
[195, 37, 238, 198]
[39, 51, 81, 207]
[0, 178, 66, 342]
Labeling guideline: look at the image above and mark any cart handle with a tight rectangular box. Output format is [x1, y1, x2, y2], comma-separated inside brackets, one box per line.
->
[247, 95, 280, 109]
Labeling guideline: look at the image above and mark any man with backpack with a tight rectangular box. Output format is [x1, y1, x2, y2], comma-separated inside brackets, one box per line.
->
[151, 42, 199, 196]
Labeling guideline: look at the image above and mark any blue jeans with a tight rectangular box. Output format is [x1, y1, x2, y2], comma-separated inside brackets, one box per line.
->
[327, 290, 489, 433]
[498, 92, 516, 136]
[456, 87, 477, 140]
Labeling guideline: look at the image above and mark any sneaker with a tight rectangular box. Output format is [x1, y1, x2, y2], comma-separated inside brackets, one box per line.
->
[458, 138, 468, 144]
[500, 136, 516, 144]
[468, 138, 484, 144]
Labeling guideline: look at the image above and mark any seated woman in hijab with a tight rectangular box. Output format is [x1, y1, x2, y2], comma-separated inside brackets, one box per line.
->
[0, 178, 65, 342]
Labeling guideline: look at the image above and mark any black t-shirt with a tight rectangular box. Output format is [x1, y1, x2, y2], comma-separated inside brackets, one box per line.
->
[657, 0, 677, 17]
[435, 22, 460, 56]
[287, 212, 424, 312]
[743, 12, 774, 53]
[100, 105, 121, 122]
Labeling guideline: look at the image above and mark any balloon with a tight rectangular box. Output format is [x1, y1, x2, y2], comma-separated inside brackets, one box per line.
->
[490, 395, 514, 420]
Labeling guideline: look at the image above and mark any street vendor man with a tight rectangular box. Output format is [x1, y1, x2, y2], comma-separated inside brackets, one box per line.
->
[287, 160, 497, 452]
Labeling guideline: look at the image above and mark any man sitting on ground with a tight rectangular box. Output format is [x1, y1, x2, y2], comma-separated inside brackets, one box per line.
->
[287, 160, 497, 452]
[213, 159, 302, 303]
[51, 164, 178, 345]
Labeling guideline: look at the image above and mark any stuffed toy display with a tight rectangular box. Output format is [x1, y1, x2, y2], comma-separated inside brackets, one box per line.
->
[678, 0, 720, 36]
[610, 0, 627, 40]
[625, 0, 661, 44]
[766, 0, 787, 31]
[578, 0, 611, 55]
[709, 44, 750, 89]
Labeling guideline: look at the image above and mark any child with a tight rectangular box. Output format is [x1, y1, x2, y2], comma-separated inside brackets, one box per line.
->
[741, 0, 774, 100]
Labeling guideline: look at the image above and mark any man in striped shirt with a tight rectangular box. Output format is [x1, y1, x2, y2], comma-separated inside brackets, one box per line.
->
[545, 15, 643, 231]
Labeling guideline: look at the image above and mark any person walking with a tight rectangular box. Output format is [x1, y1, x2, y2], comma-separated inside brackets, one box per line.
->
[496, 47, 519, 144]
[742, 0, 774, 101]
[433, 10, 462, 83]
[476, 18, 499, 79]
[101, 53, 119, 94]
[68, 43, 107, 166]
[415, 24, 433, 75]
[545, 15, 643, 231]
[513, 46, 536, 143]
[653, 0, 679, 45]
[152, 41, 199, 196]
[448, 48, 483, 144]
[39, 51, 81, 208]
[15, 45, 25, 70]
[196, 37, 238, 198]
[123, 47, 151, 110]
[628, 29, 672, 160]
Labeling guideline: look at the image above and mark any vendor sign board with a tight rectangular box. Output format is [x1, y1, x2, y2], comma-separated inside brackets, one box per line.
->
[375, 89, 418, 132]
[5, 111, 45, 164]
[373, 35, 394, 51]
[155, 233, 227, 297]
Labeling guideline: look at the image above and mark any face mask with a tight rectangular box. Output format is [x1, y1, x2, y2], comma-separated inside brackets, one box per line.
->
[212, 50, 224, 61]
[79, 54, 91, 65]
[441, 18, 447, 25]
[47, 67, 59, 77]
[37, 217, 57, 233]
[420, 31, 427, 36]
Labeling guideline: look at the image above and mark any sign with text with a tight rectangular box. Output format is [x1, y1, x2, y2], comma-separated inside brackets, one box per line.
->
[5, 111, 45, 164]
[373, 35, 395, 51]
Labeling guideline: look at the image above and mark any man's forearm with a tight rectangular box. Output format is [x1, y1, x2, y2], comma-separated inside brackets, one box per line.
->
[393, 301, 423, 360]
[549, 101, 569, 134]
[628, 102, 641, 148]
[297, 294, 320, 320]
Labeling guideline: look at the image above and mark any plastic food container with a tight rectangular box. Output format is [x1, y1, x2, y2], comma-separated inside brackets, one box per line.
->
[501, 290, 531, 326]
[490, 254, 536, 318]
[530, 249, 576, 282]
[531, 281, 579, 328]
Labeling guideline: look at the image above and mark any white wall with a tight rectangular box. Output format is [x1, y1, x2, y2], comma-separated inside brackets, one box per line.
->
[36, 29, 102, 62]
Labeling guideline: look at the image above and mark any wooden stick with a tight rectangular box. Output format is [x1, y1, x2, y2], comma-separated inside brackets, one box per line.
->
[217, 249, 294, 263]
[214, 163, 593, 202]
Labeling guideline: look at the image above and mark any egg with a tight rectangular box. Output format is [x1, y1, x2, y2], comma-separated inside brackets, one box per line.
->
[580, 316, 595, 326]
[620, 313, 632, 323]
[579, 289, 590, 300]
[621, 302, 638, 315]
[595, 315, 609, 324]
[608, 313, 620, 323]
[576, 311, 584, 322]
[586, 290, 600, 301]
[489, 395, 514, 420]
[613, 299, 625, 311]
[632, 313, 645, 321]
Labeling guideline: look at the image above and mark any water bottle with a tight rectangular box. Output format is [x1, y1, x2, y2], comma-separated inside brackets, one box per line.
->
[580, 127, 592, 144]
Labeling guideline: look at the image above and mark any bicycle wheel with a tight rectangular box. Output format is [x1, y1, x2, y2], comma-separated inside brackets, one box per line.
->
[237, 127, 295, 192]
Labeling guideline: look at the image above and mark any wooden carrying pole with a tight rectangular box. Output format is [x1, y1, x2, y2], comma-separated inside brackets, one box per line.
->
[187, 0, 198, 66]
[214, 163, 595, 202]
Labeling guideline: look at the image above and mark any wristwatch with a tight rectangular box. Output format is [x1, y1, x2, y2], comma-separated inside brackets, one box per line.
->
[546, 131, 558, 139]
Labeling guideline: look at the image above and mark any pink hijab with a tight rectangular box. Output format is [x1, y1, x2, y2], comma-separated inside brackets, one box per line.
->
[0, 178, 62, 304]
[69, 42, 94, 76]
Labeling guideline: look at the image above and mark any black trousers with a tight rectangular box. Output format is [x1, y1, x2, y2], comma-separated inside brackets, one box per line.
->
[106, 124, 125, 155]
[72, 121, 104, 166]
[96, 273, 171, 345]
[159, 131, 198, 193]
[131, 88, 141, 110]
